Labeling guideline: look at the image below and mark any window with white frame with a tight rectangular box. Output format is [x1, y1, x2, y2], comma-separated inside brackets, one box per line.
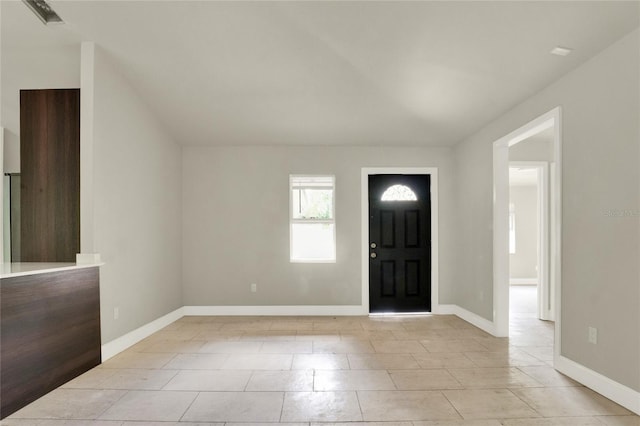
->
[290, 175, 335, 262]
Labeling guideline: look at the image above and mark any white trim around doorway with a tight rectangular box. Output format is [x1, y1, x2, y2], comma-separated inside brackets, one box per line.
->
[492, 106, 562, 342]
[361, 167, 439, 315]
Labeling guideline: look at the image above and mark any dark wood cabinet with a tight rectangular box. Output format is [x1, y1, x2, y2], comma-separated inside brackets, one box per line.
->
[20, 89, 80, 262]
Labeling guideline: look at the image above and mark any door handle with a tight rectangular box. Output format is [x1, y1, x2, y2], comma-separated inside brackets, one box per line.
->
[370, 253, 377, 259]
[370, 242, 377, 249]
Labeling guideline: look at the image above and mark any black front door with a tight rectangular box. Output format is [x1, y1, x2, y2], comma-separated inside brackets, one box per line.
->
[368, 174, 431, 313]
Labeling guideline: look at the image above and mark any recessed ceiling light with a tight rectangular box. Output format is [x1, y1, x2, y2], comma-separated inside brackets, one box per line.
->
[22, 0, 64, 25]
[550, 46, 573, 57]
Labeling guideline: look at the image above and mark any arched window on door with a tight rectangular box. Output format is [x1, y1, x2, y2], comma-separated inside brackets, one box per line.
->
[381, 184, 417, 201]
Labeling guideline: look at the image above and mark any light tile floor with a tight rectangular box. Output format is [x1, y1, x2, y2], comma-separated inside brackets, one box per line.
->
[3, 297, 639, 425]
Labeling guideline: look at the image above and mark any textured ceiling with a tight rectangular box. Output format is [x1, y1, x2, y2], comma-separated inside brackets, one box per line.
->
[4, 1, 639, 146]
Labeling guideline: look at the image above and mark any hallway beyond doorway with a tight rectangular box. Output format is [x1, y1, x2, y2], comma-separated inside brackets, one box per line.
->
[510, 285, 554, 360]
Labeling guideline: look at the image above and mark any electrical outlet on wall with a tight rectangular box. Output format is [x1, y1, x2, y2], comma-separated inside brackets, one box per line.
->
[588, 326, 597, 344]
[251, 283, 257, 293]
[114, 307, 120, 320]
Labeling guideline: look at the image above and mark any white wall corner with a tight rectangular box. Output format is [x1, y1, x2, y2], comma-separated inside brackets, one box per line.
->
[76, 253, 101, 264]
[101, 307, 184, 361]
[436, 304, 497, 336]
[80, 41, 96, 253]
[555, 354, 640, 415]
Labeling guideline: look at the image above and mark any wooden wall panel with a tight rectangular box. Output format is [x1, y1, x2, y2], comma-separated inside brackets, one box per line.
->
[0, 268, 101, 418]
[20, 89, 80, 262]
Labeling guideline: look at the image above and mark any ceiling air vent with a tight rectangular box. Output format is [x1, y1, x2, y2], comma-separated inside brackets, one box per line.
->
[22, 0, 64, 25]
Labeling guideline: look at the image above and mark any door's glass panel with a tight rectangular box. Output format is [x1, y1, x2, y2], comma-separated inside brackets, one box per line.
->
[381, 184, 417, 201]
[405, 260, 420, 296]
[380, 210, 395, 248]
[404, 209, 420, 248]
[381, 261, 396, 297]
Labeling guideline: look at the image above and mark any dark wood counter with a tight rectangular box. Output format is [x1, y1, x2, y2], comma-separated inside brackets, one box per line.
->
[0, 266, 101, 418]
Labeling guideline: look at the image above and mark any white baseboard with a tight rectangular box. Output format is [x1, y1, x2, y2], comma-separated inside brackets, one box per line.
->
[510, 278, 538, 285]
[436, 304, 497, 335]
[555, 354, 640, 415]
[183, 305, 367, 316]
[101, 307, 184, 361]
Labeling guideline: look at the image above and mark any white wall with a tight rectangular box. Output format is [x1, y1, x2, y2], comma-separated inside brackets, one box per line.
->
[0, 39, 80, 174]
[83, 46, 183, 343]
[454, 29, 639, 391]
[0, 5, 81, 259]
[1, 32, 184, 345]
[451, 136, 494, 319]
[182, 146, 455, 307]
[509, 185, 538, 280]
[0, 2, 3, 263]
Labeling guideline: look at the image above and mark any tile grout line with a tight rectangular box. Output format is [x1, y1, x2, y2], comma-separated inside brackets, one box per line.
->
[354, 389, 366, 422]
[278, 390, 286, 422]
[312, 368, 317, 392]
[439, 389, 466, 421]
[93, 387, 131, 422]
[176, 390, 201, 423]
[504, 387, 544, 418]
[243, 369, 255, 392]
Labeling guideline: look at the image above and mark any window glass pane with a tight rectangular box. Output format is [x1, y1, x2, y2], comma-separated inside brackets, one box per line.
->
[381, 184, 417, 201]
[291, 223, 335, 261]
[292, 188, 333, 219]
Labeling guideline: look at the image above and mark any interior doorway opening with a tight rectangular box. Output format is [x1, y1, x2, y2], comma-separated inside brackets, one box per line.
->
[509, 162, 552, 322]
[493, 107, 561, 366]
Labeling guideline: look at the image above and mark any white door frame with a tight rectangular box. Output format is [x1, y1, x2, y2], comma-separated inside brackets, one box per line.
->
[361, 167, 439, 314]
[493, 107, 562, 354]
[509, 161, 553, 321]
